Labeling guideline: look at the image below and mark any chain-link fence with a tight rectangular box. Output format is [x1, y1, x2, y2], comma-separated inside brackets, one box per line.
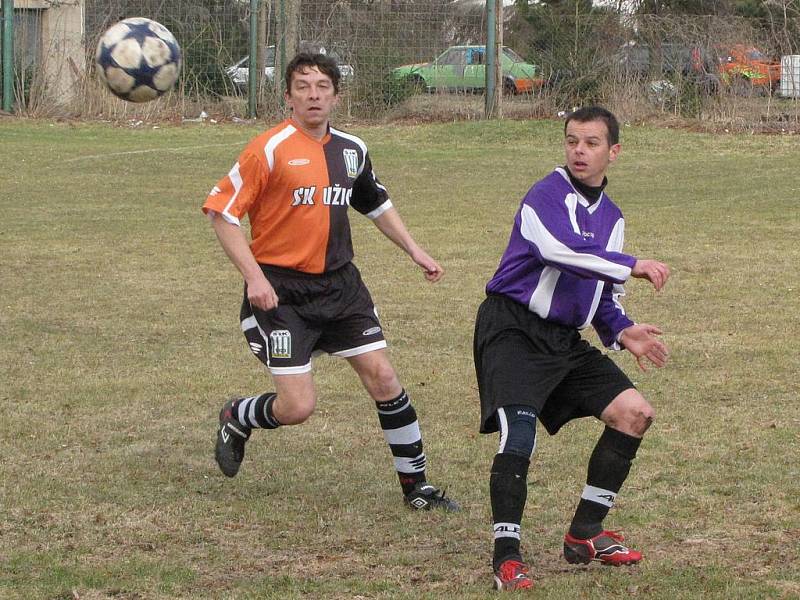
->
[82, 0, 490, 120]
[3, 1, 800, 130]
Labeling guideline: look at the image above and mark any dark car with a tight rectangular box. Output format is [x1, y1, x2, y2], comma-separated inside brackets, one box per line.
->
[616, 42, 716, 78]
[615, 41, 720, 96]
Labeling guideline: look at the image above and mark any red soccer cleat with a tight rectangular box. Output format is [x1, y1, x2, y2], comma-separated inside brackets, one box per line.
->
[494, 558, 534, 591]
[563, 530, 642, 566]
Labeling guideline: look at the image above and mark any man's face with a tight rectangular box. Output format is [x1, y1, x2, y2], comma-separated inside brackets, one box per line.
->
[284, 66, 338, 131]
[564, 119, 620, 187]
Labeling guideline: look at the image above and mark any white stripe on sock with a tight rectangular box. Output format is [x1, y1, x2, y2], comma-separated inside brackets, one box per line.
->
[376, 397, 410, 415]
[247, 397, 258, 427]
[581, 484, 617, 508]
[237, 397, 255, 427]
[383, 421, 421, 446]
[394, 454, 426, 473]
[493, 522, 521, 540]
[497, 407, 509, 453]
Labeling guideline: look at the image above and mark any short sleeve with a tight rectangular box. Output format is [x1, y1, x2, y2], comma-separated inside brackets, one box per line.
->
[202, 149, 268, 225]
[350, 152, 392, 218]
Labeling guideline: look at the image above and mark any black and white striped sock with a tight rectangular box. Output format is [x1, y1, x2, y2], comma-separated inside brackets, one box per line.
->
[233, 393, 280, 429]
[375, 389, 426, 495]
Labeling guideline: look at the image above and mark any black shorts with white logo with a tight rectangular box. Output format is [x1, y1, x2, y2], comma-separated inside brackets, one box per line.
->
[474, 294, 634, 436]
[240, 262, 386, 375]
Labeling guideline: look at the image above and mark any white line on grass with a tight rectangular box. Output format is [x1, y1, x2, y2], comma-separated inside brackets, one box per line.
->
[63, 142, 243, 163]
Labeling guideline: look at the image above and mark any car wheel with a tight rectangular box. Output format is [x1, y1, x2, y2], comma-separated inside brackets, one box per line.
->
[503, 78, 517, 96]
[405, 75, 427, 95]
[386, 75, 427, 104]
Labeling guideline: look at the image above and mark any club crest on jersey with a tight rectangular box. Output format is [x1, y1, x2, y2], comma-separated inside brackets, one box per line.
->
[343, 149, 359, 178]
[270, 330, 292, 358]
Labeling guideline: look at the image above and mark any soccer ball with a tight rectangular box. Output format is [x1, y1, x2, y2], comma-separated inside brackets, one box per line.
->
[95, 18, 181, 103]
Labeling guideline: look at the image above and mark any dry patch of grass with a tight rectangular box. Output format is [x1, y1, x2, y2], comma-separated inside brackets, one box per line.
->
[1, 118, 798, 599]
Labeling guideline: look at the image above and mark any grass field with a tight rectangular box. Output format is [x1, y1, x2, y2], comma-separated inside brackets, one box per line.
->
[1, 116, 798, 600]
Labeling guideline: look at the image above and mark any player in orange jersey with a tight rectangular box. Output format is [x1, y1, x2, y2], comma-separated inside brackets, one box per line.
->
[202, 52, 458, 511]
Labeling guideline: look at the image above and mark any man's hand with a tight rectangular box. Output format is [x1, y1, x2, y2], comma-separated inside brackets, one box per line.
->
[209, 212, 279, 310]
[631, 259, 670, 291]
[410, 248, 444, 283]
[246, 272, 279, 312]
[619, 324, 669, 371]
[410, 246, 444, 283]
[371, 208, 443, 283]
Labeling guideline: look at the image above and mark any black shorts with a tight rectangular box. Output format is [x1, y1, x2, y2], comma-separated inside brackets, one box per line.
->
[240, 262, 386, 375]
[474, 294, 634, 436]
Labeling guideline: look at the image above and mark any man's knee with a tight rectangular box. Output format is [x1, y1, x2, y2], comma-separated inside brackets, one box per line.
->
[360, 360, 400, 400]
[640, 402, 656, 426]
[601, 390, 655, 437]
[275, 393, 316, 424]
[628, 403, 655, 435]
[497, 405, 538, 459]
[272, 382, 317, 425]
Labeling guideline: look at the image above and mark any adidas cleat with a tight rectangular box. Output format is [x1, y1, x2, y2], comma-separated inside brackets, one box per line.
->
[214, 398, 251, 478]
[563, 530, 642, 566]
[404, 482, 460, 512]
[494, 558, 534, 591]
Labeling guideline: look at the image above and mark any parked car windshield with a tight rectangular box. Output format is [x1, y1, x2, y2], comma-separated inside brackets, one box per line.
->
[437, 48, 468, 65]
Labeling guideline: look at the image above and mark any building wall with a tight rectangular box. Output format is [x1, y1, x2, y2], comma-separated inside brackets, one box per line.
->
[16, 0, 84, 104]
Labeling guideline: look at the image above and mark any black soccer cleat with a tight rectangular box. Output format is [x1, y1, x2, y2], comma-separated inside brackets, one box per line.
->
[404, 482, 460, 512]
[214, 398, 251, 478]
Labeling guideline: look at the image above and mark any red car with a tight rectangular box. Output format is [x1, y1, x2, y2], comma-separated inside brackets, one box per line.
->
[718, 45, 780, 91]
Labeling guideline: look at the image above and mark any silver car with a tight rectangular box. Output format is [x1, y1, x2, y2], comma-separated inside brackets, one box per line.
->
[226, 42, 354, 90]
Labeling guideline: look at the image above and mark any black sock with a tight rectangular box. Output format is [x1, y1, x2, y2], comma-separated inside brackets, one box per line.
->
[491, 453, 530, 569]
[569, 426, 641, 539]
[375, 389, 426, 495]
[232, 393, 280, 429]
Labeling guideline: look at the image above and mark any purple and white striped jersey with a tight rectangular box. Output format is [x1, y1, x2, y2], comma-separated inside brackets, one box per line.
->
[486, 167, 637, 349]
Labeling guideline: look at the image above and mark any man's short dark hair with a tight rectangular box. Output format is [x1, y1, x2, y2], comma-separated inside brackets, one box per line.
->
[564, 106, 620, 146]
[284, 52, 341, 94]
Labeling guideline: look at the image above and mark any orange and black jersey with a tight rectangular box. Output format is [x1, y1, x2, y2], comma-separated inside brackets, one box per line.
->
[203, 119, 392, 274]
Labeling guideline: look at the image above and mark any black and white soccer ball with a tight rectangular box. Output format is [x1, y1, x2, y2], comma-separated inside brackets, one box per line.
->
[95, 18, 181, 103]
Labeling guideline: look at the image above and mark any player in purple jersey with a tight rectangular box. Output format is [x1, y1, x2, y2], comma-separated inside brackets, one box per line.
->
[474, 106, 670, 591]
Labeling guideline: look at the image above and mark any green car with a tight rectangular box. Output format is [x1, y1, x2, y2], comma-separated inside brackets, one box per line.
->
[389, 45, 543, 99]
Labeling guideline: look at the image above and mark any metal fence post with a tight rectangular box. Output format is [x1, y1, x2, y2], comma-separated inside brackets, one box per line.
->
[276, 0, 285, 103]
[2, 0, 13, 113]
[248, 0, 258, 118]
[485, 0, 501, 119]
[274, 0, 299, 107]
